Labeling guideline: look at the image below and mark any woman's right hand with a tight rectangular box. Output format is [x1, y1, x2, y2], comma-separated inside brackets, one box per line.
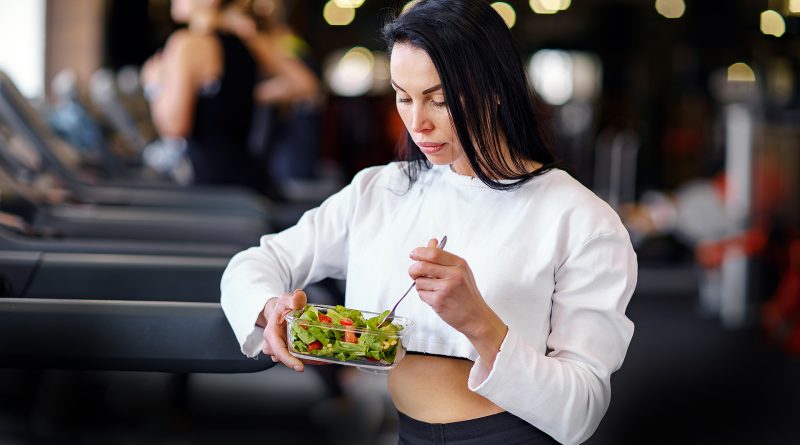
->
[261, 289, 307, 372]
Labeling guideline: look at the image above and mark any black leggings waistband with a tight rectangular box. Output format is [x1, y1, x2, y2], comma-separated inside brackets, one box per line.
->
[397, 410, 559, 445]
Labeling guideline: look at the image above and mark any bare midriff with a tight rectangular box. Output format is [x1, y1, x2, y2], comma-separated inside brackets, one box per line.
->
[387, 354, 505, 423]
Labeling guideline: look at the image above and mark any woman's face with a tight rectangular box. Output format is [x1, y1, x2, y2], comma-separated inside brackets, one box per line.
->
[171, 0, 215, 24]
[170, 0, 194, 23]
[390, 43, 472, 176]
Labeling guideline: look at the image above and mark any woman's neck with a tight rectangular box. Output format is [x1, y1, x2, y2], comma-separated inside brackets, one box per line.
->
[449, 133, 542, 179]
[449, 151, 542, 179]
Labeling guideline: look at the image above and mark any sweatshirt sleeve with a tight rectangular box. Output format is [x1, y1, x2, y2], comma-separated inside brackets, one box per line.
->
[220, 168, 377, 357]
[468, 231, 637, 445]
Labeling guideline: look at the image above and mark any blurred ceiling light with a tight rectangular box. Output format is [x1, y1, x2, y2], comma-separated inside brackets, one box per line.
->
[530, 50, 574, 105]
[491, 2, 517, 28]
[528, 50, 602, 106]
[760, 10, 786, 37]
[333, 0, 365, 8]
[790, 0, 800, 14]
[528, 0, 570, 14]
[655, 0, 685, 19]
[727, 63, 756, 82]
[323, 1, 355, 26]
[529, 0, 558, 15]
[325, 46, 375, 97]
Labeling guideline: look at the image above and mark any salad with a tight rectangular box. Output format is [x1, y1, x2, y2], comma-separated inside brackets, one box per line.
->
[286, 304, 407, 366]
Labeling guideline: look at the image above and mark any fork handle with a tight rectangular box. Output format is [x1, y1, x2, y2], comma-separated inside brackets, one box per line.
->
[391, 282, 416, 312]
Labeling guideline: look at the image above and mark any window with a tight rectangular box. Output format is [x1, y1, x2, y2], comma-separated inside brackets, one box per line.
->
[0, 0, 46, 98]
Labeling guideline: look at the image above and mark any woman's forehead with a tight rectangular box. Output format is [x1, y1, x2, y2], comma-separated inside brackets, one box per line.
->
[390, 44, 441, 90]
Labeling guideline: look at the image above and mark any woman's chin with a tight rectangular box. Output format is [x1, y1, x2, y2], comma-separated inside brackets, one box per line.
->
[423, 156, 452, 167]
[422, 154, 472, 176]
[420, 148, 454, 166]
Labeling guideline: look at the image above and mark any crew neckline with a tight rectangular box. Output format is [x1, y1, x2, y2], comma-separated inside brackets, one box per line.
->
[435, 164, 557, 188]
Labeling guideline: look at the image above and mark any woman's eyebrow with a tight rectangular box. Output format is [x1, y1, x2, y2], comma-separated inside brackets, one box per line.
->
[422, 84, 442, 94]
[390, 80, 442, 95]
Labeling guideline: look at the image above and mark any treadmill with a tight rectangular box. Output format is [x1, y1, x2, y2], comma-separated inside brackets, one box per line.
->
[0, 74, 300, 376]
[0, 173, 268, 247]
[0, 240, 231, 301]
[0, 70, 273, 219]
[0, 237, 341, 373]
[0, 128, 270, 247]
[0, 223, 241, 257]
[0, 70, 331, 232]
[0, 202, 271, 373]
[0, 246, 336, 374]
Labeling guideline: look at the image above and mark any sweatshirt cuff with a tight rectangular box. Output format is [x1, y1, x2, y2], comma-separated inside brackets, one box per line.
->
[467, 328, 523, 393]
[222, 292, 273, 358]
[241, 325, 266, 358]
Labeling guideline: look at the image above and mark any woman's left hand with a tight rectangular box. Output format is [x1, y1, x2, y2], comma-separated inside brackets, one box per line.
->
[409, 238, 508, 363]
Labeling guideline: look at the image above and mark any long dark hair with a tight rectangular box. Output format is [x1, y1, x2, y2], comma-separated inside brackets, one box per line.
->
[383, 0, 559, 190]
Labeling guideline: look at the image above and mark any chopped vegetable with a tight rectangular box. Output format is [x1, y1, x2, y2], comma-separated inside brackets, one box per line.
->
[287, 304, 405, 365]
[344, 328, 358, 344]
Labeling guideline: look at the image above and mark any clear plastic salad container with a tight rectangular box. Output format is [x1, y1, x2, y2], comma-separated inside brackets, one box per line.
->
[284, 304, 414, 370]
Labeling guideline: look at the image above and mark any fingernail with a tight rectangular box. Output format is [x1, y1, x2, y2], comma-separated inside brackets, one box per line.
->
[293, 365, 303, 371]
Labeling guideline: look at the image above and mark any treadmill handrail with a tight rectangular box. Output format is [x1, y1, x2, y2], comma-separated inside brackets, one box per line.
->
[40, 252, 230, 268]
[0, 298, 272, 373]
[5, 249, 229, 302]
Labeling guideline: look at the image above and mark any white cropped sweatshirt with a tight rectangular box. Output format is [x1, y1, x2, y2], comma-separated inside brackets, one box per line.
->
[221, 162, 637, 444]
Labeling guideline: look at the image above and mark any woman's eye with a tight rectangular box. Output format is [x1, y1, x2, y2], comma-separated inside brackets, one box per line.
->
[432, 100, 447, 108]
[397, 97, 411, 104]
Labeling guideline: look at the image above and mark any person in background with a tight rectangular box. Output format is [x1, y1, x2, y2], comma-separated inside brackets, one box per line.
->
[140, 0, 318, 194]
[221, 1, 637, 444]
[228, 0, 326, 183]
[623, 149, 792, 320]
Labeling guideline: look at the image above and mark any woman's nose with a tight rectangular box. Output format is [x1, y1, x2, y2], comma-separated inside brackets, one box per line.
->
[410, 105, 432, 133]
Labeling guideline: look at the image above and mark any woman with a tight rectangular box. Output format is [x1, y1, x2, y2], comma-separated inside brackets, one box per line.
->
[141, 0, 317, 192]
[221, 1, 637, 444]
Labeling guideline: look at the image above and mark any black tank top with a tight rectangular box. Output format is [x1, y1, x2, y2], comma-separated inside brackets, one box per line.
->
[186, 32, 260, 186]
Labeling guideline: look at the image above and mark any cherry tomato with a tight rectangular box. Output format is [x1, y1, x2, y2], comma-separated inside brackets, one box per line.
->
[344, 328, 358, 344]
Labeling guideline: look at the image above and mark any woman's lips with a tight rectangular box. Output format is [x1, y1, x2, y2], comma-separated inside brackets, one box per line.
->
[417, 142, 446, 155]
